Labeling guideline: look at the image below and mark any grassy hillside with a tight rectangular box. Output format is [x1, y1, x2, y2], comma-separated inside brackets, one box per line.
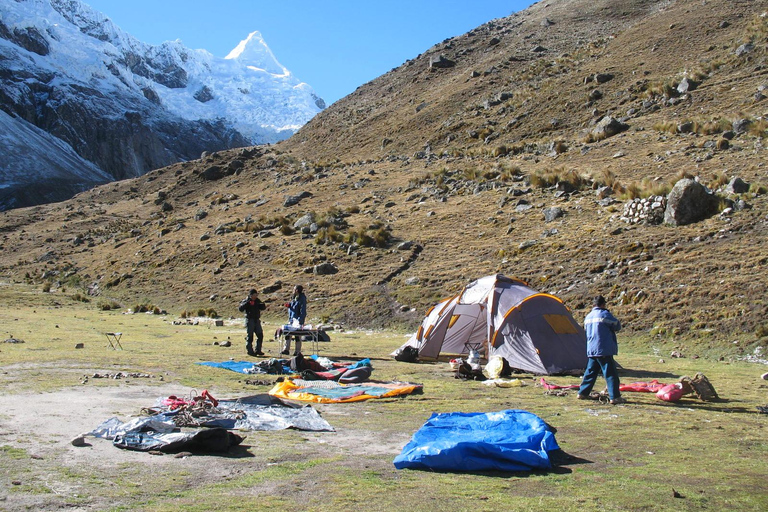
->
[1, 0, 767, 352]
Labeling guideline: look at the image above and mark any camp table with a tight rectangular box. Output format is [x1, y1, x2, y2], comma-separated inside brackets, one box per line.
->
[105, 332, 123, 350]
[276, 327, 327, 356]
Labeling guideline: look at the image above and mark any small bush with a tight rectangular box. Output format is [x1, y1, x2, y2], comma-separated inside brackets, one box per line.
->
[71, 292, 90, 303]
[97, 300, 120, 311]
[197, 308, 207, 317]
[42, 282, 51, 293]
[709, 171, 729, 190]
[749, 183, 767, 195]
[206, 308, 218, 318]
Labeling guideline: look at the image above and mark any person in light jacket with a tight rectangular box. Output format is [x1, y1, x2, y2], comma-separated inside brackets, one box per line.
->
[577, 295, 626, 404]
[281, 285, 307, 355]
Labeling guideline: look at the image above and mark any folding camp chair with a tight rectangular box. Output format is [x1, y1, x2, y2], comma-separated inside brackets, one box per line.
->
[105, 332, 123, 350]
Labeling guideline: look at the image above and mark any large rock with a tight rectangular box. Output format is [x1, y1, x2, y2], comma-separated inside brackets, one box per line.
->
[664, 179, 717, 226]
[724, 177, 750, 194]
[429, 55, 456, 69]
[591, 116, 628, 140]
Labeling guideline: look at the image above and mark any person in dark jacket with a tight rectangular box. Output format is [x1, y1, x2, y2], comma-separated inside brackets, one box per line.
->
[577, 295, 626, 404]
[238, 288, 266, 356]
[281, 285, 307, 355]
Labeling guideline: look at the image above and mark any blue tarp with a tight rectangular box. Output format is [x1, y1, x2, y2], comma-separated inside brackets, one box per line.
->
[197, 360, 257, 373]
[393, 409, 559, 472]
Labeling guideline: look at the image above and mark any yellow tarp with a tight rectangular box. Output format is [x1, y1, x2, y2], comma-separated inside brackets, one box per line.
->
[268, 378, 422, 403]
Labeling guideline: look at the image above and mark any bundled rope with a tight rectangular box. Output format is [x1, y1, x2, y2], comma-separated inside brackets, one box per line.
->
[161, 390, 229, 427]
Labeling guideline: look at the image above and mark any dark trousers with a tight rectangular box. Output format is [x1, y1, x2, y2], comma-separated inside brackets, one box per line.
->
[578, 356, 621, 400]
[246, 318, 263, 353]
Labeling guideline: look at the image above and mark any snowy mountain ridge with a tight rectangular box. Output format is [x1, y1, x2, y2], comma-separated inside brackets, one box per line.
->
[0, 0, 324, 209]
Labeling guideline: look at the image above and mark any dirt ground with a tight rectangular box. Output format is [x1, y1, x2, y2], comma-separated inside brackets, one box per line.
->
[0, 380, 408, 511]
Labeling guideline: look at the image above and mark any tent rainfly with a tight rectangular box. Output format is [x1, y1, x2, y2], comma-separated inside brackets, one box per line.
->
[394, 274, 587, 375]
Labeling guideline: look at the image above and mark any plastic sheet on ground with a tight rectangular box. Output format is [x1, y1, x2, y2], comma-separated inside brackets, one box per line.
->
[393, 409, 559, 472]
[86, 393, 334, 452]
[269, 378, 423, 403]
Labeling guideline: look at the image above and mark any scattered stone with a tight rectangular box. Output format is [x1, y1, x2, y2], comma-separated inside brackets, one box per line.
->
[404, 277, 420, 285]
[724, 177, 750, 194]
[219, 340, 231, 347]
[429, 55, 455, 69]
[214, 319, 224, 327]
[71, 436, 88, 447]
[310, 262, 338, 275]
[543, 207, 564, 222]
[283, 191, 312, 207]
[596, 186, 614, 199]
[174, 451, 193, 459]
[677, 77, 694, 94]
[591, 116, 628, 140]
[734, 43, 754, 57]
[75, 343, 84, 349]
[3, 337, 24, 343]
[594, 73, 614, 84]
[671, 351, 684, 358]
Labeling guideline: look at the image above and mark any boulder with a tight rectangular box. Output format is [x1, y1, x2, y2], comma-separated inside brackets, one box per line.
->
[293, 213, 314, 230]
[429, 55, 455, 69]
[283, 191, 312, 207]
[312, 262, 338, 275]
[543, 207, 564, 222]
[591, 116, 628, 140]
[724, 177, 750, 194]
[664, 179, 717, 226]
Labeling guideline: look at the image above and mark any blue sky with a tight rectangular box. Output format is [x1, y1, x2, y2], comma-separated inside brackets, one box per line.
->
[84, 0, 534, 106]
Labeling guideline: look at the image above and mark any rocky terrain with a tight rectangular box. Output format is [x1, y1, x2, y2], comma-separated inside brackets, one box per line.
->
[1, 0, 767, 353]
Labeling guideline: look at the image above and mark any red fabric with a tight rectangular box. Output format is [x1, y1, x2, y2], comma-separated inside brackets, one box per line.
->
[619, 380, 667, 393]
[539, 378, 580, 390]
[656, 383, 684, 402]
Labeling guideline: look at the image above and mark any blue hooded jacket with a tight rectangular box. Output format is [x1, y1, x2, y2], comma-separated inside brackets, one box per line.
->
[584, 307, 621, 357]
[288, 292, 307, 325]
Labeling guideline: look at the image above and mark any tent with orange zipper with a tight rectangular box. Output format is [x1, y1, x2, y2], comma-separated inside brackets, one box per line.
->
[393, 274, 587, 375]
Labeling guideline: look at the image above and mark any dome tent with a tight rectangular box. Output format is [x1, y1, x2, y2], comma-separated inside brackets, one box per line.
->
[394, 275, 587, 375]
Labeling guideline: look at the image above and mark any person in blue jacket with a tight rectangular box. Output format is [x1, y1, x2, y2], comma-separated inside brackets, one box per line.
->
[281, 285, 307, 355]
[577, 295, 626, 404]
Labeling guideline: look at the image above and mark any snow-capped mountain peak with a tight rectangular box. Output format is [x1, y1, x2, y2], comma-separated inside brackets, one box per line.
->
[225, 30, 288, 76]
[0, 0, 325, 210]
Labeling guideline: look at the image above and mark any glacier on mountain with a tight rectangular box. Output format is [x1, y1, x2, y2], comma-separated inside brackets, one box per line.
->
[0, 0, 325, 209]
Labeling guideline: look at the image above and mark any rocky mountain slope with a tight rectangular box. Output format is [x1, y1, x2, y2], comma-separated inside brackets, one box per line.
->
[0, 0, 324, 209]
[0, 0, 766, 354]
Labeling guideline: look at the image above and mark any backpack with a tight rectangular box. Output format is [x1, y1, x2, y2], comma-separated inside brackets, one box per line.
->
[290, 353, 309, 373]
[394, 346, 419, 363]
[455, 361, 486, 381]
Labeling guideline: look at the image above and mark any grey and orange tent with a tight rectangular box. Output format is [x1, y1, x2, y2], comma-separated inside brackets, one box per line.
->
[393, 274, 587, 375]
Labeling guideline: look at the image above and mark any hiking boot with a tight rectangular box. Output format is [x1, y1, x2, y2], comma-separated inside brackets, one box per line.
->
[280, 350, 289, 355]
[610, 397, 627, 405]
[247, 351, 257, 357]
[255, 351, 265, 356]
[576, 394, 589, 400]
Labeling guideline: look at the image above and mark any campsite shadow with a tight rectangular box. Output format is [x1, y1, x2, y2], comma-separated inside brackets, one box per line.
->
[419, 450, 592, 478]
[653, 398, 759, 415]
[618, 368, 682, 380]
[179, 444, 255, 458]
